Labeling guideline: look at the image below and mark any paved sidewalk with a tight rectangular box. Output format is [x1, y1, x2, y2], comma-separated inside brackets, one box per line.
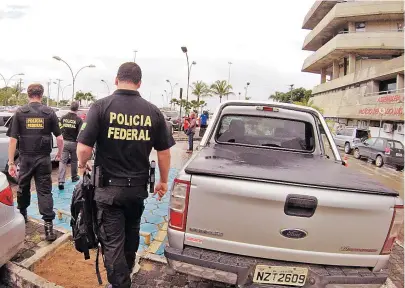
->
[22, 168, 179, 257]
[388, 243, 404, 288]
[10, 221, 64, 264]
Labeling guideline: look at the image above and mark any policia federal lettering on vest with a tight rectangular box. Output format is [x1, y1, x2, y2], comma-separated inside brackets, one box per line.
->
[77, 62, 175, 288]
[7, 84, 64, 241]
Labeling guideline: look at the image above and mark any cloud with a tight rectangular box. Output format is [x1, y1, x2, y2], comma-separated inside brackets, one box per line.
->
[0, 4, 30, 20]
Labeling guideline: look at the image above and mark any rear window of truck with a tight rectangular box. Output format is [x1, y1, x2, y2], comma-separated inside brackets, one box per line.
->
[216, 115, 315, 151]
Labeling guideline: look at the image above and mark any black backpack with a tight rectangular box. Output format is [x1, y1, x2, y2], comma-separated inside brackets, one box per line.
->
[70, 172, 103, 284]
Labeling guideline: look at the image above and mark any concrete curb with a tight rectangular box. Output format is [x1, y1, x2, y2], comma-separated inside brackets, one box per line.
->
[141, 252, 167, 264]
[1, 262, 63, 288]
[20, 233, 72, 270]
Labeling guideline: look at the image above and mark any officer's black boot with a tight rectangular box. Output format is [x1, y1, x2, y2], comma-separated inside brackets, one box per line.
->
[58, 183, 64, 190]
[44, 221, 57, 242]
[20, 209, 28, 223]
[71, 176, 80, 182]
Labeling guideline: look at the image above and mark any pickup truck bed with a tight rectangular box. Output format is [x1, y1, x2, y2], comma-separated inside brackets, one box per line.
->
[185, 144, 398, 196]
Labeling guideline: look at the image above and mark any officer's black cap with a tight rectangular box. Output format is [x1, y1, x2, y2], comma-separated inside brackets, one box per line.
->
[117, 62, 142, 84]
[27, 84, 44, 98]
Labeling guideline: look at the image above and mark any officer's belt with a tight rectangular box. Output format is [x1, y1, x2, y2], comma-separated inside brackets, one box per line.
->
[102, 176, 148, 187]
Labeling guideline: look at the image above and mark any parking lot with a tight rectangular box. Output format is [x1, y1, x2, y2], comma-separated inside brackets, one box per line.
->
[5, 141, 404, 288]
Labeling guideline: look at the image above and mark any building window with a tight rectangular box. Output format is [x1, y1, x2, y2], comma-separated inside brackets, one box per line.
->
[355, 22, 366, 32]
[369, 121, 380, 128]
[379, 78, 397, 94]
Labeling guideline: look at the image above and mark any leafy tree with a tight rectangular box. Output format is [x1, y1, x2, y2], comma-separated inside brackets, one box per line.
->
[269, 87, 312, 103]
[59, 100, 69, 107]
[293, 92, 324, 114]
[210, 80, 233, 103]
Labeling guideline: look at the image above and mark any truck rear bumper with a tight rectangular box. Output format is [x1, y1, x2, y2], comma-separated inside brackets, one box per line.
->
[164, 246, 388, 288]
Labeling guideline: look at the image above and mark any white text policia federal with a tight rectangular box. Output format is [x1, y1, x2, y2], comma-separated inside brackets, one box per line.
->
[107, 112, 152, 141]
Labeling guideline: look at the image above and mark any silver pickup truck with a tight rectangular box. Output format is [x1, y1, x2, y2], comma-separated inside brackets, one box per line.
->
[164, 101, 404, 288]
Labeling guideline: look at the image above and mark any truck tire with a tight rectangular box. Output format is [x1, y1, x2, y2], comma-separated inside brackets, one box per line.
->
[344, 142, 351, 154]
[375, 155, 384, 168]
[396, 165, 404, 172]
[353, 148, 361, 159]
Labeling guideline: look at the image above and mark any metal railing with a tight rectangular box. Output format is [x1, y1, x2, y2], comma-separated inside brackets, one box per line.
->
[338, 29, 403, 34]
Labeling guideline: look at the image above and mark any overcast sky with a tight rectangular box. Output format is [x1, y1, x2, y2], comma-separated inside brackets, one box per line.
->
[0, 0, 319, 109]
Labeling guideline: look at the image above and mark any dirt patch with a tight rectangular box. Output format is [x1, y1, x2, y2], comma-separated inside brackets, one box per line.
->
[33, 241, 107, 288]
[11, 221, 63, 263]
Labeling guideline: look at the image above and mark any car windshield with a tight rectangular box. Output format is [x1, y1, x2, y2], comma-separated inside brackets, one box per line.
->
[216, 115, 314, 152]
[356, 130, 368, 139]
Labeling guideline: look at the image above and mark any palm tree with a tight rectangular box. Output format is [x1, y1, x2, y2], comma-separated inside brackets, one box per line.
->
[191, 81, 210, 103]
[84, 92, 95, 105]
[170, 98, 180, 110]
[293, 93, 324, 114]
[210, 80, 233, 103]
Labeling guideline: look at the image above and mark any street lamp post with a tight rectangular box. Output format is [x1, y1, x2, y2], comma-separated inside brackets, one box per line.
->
[52, 56, 95, 102]
[227, 62, 233, 99]
[244, 82, 251, 99]
[289, 84, 294, 103]
[181, 47, 196, 107]
[61, 84, 72, 102]
[0, 72, 25, 90]
[101, 79, 110, 95]
[53, 79, 62, 107]
[133, 50, 138, 62]
[166, 79, 178, 105]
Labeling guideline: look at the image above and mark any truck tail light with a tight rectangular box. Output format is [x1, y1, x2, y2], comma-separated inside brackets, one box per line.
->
[381, 205, 404, 255]
[385, 147, 391, 155]
[0, 185, 13, 206]
[168, 179, 190, 231]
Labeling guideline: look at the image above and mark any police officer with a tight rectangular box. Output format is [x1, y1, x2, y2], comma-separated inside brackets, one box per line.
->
[7, 84, 64, 242]
[58, 101, 83, 190]
[76, 62, 175, 288]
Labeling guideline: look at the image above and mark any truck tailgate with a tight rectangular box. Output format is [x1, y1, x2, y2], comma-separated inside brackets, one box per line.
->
[183, 145, 398, 267]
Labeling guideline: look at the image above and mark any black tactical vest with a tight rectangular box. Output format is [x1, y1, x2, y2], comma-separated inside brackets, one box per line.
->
[17, 104, 54, 155]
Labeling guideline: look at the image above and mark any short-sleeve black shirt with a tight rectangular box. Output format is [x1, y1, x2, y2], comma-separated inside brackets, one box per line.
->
[77, 89, 175, 179]
[59, 112, 83, 142]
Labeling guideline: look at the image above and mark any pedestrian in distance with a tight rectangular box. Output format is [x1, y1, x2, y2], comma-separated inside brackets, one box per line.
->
[58, 101, 83, 190]
[7, 84, 64, 242]
[186, 112, 197, 153]
[76, 62, 175, 288]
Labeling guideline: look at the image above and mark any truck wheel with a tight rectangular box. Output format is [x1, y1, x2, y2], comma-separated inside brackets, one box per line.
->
[396, 165, 404, 172]
[375, 155, 384, 168]
[354, 149, 361, 159]
[344, 142, 351, 154]
[6, 157, 20, 184]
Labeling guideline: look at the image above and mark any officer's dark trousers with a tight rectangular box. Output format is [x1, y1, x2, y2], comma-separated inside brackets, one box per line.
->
[17, 154, 55, 221]
[95, 187, 145, 288]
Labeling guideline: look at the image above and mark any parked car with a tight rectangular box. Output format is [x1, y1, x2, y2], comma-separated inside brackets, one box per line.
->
[164, 101, 403, 287]
[333, 126, 369, 154]
[0, 116, 59, 183]
[0, 172, 25, 267]
[354, 137, 404, 171]
[162, 110, 181, 131]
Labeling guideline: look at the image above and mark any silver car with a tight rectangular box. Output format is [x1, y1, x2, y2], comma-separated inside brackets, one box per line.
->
[0, 172, 25, 267]
[333, 126, 369, 154]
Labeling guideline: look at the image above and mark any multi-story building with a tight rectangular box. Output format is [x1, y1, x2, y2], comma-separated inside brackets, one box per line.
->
[301, 0, 404, 142]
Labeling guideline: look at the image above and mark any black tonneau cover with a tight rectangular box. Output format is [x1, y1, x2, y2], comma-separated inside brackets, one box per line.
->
[185, 144, 398, 196]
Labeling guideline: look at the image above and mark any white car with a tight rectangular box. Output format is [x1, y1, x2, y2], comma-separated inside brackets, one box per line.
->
[0, 172, 25, 267]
